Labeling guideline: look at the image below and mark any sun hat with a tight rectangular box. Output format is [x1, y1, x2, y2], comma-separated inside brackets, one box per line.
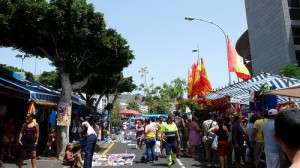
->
[268, 109, 278, 115]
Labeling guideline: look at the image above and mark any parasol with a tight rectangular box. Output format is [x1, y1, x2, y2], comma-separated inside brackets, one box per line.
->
[119, 109, 142, 116]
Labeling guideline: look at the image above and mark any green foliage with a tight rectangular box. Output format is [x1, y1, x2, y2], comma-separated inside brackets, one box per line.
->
[112, 119, 123, 127]
[37, 70, 60, 89]
[176, 99, 200, 111]
[126, 101, 141, 112]
[159, 77, 186, 102]
[137, 67, 186, 114]
[0, 0, 135, 101]
[111, 100, 121, 117]
[153, 101, 170, 114]
[0, 64, 34, 79]
[279, 64, 300, 79]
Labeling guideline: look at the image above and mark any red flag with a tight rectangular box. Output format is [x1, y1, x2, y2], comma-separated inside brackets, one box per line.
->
[187, 69, 193, 98]
[27, 100, 36, 122]
[227, 37, 251, 81]
[198, 58, 213, 97]
[188, 62, 199, 98]
[27, 100, 35, 115]
[191, 63, 201, 97]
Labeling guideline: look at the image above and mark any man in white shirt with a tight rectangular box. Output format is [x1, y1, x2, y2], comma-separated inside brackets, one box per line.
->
[82, 121, 97, 168]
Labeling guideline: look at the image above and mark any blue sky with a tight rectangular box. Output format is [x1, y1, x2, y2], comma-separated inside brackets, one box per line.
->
[0, 1, 247, 93]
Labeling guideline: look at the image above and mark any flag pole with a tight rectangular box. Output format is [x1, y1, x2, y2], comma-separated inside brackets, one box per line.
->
[197, 44, 200, 65]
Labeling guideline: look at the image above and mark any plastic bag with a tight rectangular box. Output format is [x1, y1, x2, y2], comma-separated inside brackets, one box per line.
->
[211, 136, 218, 150]
[245, 147, 250, 162]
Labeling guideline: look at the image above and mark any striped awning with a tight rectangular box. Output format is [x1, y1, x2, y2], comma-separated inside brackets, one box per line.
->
[0, 76, 86, 105]
[205, 73, 300, 104]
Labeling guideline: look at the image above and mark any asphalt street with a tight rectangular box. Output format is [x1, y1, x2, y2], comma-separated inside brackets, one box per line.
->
[94, 130, 240, 168]
[1, 130, 243, 168]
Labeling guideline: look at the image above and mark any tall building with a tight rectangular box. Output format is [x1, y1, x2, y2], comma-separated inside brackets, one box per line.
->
[236, 0, 300, 75]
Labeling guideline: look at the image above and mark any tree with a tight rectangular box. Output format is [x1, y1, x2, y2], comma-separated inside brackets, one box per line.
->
[153, 101, 170, 114]
[159, 77, 186, 102]
[126, 101, 141, 112]
[0, 0, 134, 158]
[37, 70, 60, 89]
[0, 64, 34, 79]
[279, 64, 300, 79]
[111, 100, 121, 117]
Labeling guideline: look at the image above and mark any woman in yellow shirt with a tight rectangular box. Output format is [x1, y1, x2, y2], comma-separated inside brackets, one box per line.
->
[145, 118, 156, 164]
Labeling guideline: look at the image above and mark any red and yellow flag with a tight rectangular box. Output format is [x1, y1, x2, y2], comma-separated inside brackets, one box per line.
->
[27, 100, 36, 122]
[198, 58, 213, 97]
[187, 69, 193, 98]
[27, 100, 35, 115]
[192, 63, 201, 97]
[227, 37, 251, 81]
[187, 62, 198, 98]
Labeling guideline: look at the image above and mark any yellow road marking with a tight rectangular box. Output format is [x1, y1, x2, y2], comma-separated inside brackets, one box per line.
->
[101, 143, 115, 155]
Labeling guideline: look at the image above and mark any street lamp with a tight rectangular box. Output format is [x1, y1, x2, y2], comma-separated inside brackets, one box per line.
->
[185, 16, 232, 85]
[15, 54, 30, 72]
[192, 44, 200, 64]
[34, 56, 41, 75]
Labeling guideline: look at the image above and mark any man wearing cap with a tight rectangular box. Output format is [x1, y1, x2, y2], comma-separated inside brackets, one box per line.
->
[262, 109, 281, 168]
[82, 120, 97, 168]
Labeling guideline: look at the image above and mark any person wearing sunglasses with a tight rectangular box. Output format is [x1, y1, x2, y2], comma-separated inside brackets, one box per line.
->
[18, 113, 39, 168]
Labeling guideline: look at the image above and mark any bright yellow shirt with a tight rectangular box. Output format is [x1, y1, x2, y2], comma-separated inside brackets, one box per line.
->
[253, 119, 268, 142]
[145, 124, 156, 139]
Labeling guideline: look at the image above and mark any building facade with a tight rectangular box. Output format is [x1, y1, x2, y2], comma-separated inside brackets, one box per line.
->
[237, 0, 300, 75]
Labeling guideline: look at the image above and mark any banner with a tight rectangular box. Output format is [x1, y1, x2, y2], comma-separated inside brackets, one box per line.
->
[57, 101, 72, 126]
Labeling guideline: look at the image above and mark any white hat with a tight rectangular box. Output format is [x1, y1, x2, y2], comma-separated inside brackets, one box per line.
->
[79, 117, 84, 121]
[268, 109, 278, 116]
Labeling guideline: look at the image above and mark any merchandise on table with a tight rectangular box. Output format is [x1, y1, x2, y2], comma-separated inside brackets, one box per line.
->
[92, 153, 135, 166]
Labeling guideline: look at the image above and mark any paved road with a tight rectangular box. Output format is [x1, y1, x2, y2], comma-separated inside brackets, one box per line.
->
[1, 130, 244, 168]
[95, 130, 238, 168]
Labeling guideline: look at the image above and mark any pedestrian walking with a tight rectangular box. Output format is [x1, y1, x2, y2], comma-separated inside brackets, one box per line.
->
[232, 115, 246, 168]
[174, 111, 185, 158]
[202, 113, 218, 167]
[161, 115, 180, 168]
[262, 109, 281, 168]
[209, 119, 229, 168]
[144, 118, 156, 163]
[251, 114, 267, 167]
[188, 116, 201, 158]
[82, 121, 97, 168]
[18, 113, 39, 168]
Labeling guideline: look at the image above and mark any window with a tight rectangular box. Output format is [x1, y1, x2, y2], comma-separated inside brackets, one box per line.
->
[296, 51, 300, 66]
[292, 27, 300, 44]
[288, 0, 300, 7]
[290, 8, 300, 20]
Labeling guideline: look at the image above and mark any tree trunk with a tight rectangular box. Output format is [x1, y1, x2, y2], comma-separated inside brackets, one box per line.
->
[57, 71, 73, 160]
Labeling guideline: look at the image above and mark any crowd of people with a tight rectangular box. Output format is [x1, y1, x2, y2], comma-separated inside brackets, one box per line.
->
[1, 107, 300, 168]
[132, 108, 300, 168]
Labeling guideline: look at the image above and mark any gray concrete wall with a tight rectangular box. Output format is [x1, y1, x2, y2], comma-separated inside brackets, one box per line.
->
[244, 0, 296, 75]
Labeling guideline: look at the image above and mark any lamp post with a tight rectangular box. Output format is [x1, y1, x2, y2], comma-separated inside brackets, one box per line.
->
[15, 54, 30, 72]
[34, 56, 41, 75]
[185, 16, 232, 85]
[192, 44, 201, 64]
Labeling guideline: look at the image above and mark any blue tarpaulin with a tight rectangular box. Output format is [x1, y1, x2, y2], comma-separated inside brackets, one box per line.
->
[0, 76, 86, 105]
